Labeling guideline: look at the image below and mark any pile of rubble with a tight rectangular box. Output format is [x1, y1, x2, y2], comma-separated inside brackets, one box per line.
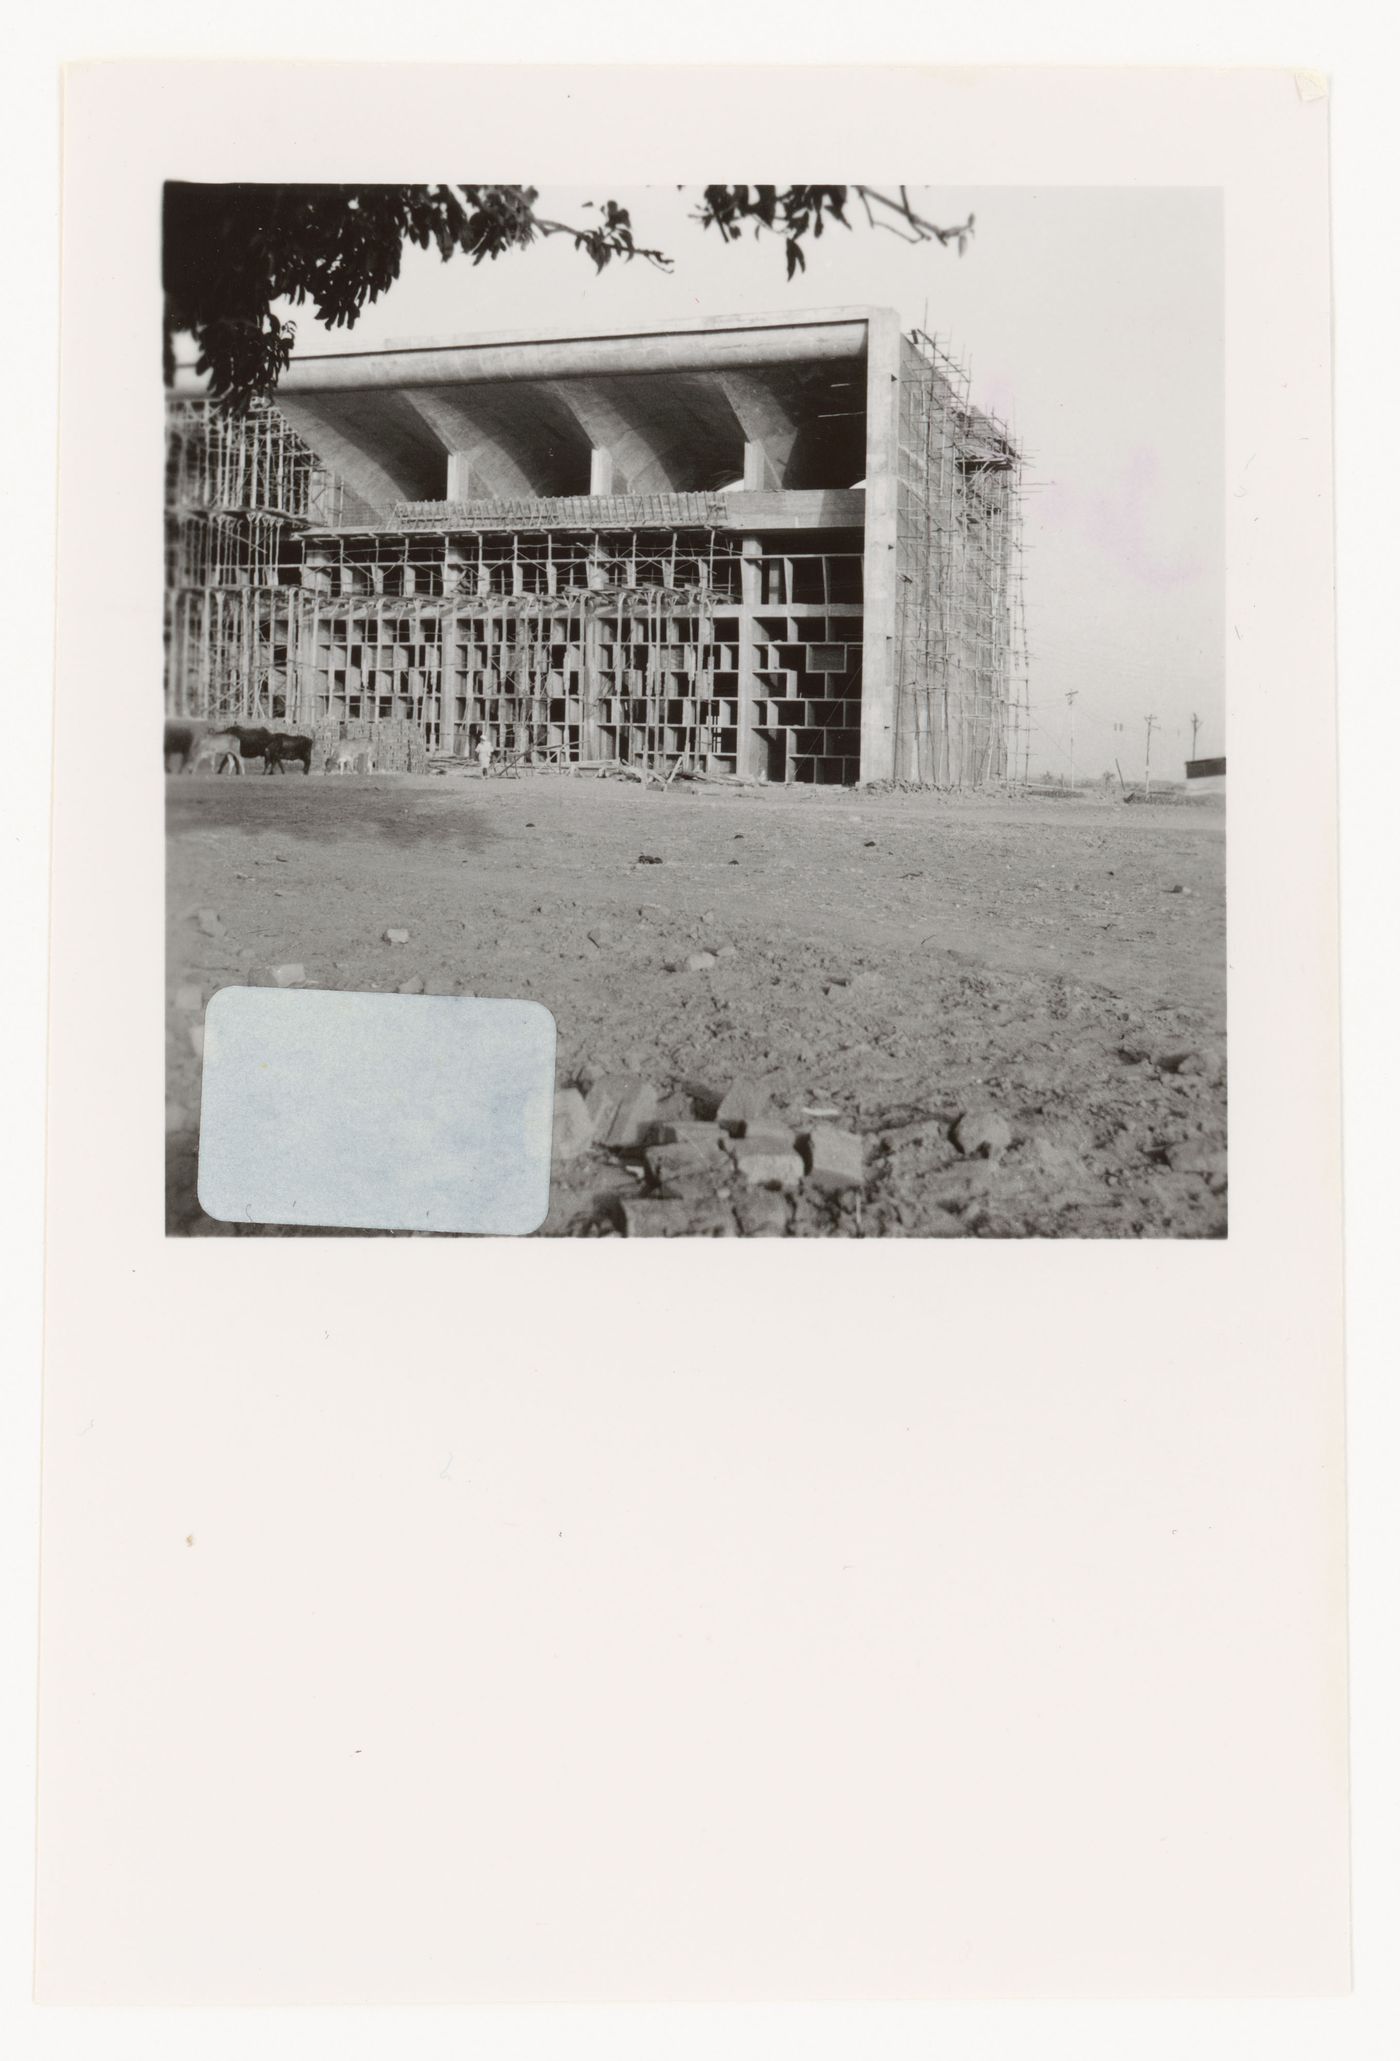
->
[552, 1072, 866, 1237]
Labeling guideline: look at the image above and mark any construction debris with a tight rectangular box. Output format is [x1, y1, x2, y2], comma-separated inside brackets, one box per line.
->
[552, 1089, 593, 1161]
[583, 1075, 658, 1150]
[729, 1142, 805, 1190]
[547, 1071, 871, 1235]
[952, 1111, 1014, 1159]
[803, 1125, 866, 1194]
[716, 1077, 772, 1133]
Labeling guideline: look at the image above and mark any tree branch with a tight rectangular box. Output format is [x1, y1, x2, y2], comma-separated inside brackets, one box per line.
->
[165, 182, 974, 414]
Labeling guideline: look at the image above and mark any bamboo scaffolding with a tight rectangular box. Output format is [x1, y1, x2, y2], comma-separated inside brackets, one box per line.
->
[167, 371, 1014, 789]
[890, 330, 1027, 788]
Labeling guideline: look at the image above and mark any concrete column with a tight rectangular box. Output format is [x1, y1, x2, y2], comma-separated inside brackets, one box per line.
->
[859, 308, 903, 784]
[588, 447, 614, 496]
[742, 438, 775, 491]
[737, 537, 763, 777]
[582, 620, 603, 761]
[445, 451, 472, 502]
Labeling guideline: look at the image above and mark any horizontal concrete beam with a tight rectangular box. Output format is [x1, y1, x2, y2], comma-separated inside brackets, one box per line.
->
[298, 487, 870, 540]
[171, 322, 872, 400]
[719, 488, 867, 531]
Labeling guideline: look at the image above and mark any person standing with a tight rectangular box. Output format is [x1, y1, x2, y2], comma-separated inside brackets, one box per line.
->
[476, 733, 494, 779]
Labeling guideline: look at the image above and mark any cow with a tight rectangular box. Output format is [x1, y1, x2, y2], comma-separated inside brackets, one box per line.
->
[165, 717, 277, 772]
[189, 729, 244, 775]
[164, 718, 206, 773]
[331, 741, 376, 775]
[228, 725, 276, 770]
[264, 732, 314, 775]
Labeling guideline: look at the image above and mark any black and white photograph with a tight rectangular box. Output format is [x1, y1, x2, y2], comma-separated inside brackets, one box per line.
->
[35, 56, 1356, 2018]
[162, 181, 1226, 1239]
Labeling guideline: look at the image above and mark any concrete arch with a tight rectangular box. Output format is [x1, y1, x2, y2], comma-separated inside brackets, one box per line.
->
[404, 383, 592, 499]
[547, 373, 746, 493]
[273, 390, 445, 514]
[719, 365, 867, 488]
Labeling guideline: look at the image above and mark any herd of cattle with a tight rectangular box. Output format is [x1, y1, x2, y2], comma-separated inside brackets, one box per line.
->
[163, 721, 376, 777]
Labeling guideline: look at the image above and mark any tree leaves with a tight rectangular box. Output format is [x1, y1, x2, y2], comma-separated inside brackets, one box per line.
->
[164, 182, 969, 414]
[697, 183, 854, 255]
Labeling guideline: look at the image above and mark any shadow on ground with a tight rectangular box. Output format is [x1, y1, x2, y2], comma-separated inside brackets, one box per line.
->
[166, 777, 498, 851]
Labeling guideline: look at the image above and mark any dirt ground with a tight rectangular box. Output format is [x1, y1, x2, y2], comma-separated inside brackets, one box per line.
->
[166, 772, 1227, 1239]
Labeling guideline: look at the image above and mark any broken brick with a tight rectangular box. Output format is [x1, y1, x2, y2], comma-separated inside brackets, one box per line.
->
[651, 1091, 698, 1125]
[584, 1073, 633, 1138]
[802, 1125, 865, 1195]
[619, 1197, 732, 1238]
[729, 1142, 804, 1190]
[588, 1075, 658, 1150]
[1166, 1140, 1228, 1180]
[656, 1169, 731, 1204]
[717, 1075, 772, 1134]
[619, 1199, 691, 1237]
[736, 1188, 790, 1236]
[645, 1140, 724, 1185]
[647, 1119, 726, 1149]
[738, 1121, 798, 1153]
[952, 1111, 1013, 1159]
[552, 1088, 593, 1163]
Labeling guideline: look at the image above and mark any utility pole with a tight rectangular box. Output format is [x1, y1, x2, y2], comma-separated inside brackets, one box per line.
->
[1144, 714, 1157, 801]
[1066, 689, 1078, 790]
[1190, 712, 1201, 760]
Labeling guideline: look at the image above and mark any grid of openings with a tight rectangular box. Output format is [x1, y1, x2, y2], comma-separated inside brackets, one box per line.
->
[164, 587, 308, 724]
[590, 606, 742, 773]
[313, 612, 444, 728]
[293, 532, 864, 777]
[437, 591, 743, 768]
[750, 549, 864, 785]
[300, 529, 748, 768]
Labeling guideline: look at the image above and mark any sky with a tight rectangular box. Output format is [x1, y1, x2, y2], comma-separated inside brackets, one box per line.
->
[270, 186, 1224, 781]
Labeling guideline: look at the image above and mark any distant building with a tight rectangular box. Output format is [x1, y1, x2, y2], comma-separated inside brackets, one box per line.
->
[1185, 755, 1226, 796]
[166, 308, 1026, 787]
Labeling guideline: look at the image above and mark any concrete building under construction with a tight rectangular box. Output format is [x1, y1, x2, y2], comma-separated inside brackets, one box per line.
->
[166, 307, 1027, 786]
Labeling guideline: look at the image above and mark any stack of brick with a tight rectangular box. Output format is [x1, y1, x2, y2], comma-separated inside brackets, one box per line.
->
[549, 1071, 866, 1236]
